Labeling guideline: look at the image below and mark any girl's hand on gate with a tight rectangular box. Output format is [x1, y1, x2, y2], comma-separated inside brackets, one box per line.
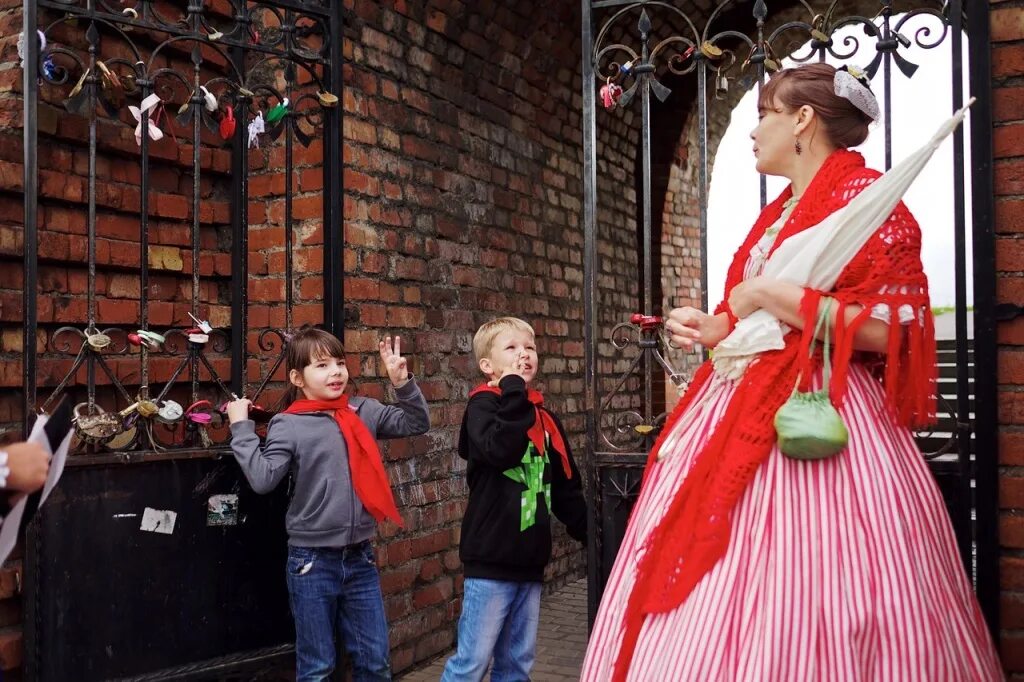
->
[665, 307, 730, 349]
[225, 399, 252, 424]
[379, 336, 409, 387]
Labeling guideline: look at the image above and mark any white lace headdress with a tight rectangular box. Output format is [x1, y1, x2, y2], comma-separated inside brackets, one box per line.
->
[834, 65, 880, 121]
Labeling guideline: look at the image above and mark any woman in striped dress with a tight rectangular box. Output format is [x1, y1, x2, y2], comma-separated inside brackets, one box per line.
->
[582, 63, 1003, 681]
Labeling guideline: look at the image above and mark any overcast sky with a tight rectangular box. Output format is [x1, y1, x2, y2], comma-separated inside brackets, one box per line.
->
[707, 17, 972, 308]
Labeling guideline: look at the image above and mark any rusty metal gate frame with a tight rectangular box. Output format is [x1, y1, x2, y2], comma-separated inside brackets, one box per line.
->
[19, 0, 345, 676]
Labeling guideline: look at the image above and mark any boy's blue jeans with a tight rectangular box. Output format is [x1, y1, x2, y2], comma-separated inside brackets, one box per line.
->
[440, 578, 542, 682]
[285, 542, 391, 682]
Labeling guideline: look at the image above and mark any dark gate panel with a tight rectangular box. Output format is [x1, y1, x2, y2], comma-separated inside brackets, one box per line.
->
[25, 459, 291, 680]
[580, 0, 999, 634]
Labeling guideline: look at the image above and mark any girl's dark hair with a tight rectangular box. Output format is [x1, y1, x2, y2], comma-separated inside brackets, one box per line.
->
[758, 62, 872, 149]
[283, 326, 345, 405]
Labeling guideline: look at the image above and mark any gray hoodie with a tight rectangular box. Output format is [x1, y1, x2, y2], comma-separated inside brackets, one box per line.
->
[230, 379, 430, 548]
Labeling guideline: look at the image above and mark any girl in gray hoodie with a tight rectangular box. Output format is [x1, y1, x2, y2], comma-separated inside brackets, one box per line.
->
[227, 327, 429, 681]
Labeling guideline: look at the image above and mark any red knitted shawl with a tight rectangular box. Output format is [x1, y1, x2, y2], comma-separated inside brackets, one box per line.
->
[612, 149, 936, 680]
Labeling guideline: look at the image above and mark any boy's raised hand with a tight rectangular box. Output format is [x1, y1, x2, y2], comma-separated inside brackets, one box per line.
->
[379, 336, 409, 387]
[487, 351, 527, 387]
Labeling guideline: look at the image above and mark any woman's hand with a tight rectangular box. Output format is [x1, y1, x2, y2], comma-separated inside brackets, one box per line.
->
[3, 442, 50, 493]
[379, 336, 409, 387]
[665, 308, 730, 350]
[727, 277, 771, 319]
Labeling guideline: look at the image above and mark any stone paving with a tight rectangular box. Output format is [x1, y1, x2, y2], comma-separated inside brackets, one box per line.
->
[397, 578, 588, 682]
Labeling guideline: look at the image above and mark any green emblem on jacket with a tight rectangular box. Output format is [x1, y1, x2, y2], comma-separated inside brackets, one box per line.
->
[503, 441, 551, 531]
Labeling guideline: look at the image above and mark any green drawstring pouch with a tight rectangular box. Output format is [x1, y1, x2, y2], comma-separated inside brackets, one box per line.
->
[774, 297, 849, 460]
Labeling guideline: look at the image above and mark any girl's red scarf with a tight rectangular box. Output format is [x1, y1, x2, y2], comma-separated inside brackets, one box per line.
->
[611, 150, 936, 680]
[469, 384, 572, 478]
[284, 396, 403, 526]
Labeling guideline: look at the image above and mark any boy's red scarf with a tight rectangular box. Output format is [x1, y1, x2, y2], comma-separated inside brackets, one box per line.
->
[469, 384, 572, 478]
[284, 397, 403, 526]
[611, 150, 936, 680]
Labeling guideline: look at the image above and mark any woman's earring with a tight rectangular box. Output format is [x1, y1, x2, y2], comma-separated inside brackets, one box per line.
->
[795, 138, 803, 155]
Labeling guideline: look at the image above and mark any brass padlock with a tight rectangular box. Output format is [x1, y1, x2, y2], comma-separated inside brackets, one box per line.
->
[136, 400, 160, 418]
[73, 403, 123, 445]
[84, 328, 111, 350]
[318, 91, 339, 107]
[105, 423, 138, 451]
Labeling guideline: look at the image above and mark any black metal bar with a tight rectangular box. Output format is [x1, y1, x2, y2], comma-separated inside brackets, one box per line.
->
[966, 0, 1000, 637]
[286, 66, 295, 330]
[21, 2, 41, 673]
[22, 0, 39, 434]
[230, 43, 249, 394]
[86, 26, 98, 410]
[139, 69, 153, 398]
[639, 15, 654, 434]
[948, 0, 973, 580]
[697, 55, 709, 314]
[322, 3, 344, 337]
[581, 0, 600, 628]
[754, 2, 766, 209]
[191, 50, 203, 408]
[881, 1, 893, 171]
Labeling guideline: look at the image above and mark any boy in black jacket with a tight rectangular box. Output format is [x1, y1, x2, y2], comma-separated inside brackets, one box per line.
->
[441, 317, 587, 682]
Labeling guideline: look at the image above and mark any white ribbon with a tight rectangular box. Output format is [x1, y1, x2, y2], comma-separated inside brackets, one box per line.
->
[17, 30, 46, 68]
[128, 93, 164, 146]
[200, 85, 218, 112]
[248, 111, 265, 148]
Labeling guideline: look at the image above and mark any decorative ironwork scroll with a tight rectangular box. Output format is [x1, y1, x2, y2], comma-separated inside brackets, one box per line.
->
[21, 1, 343, 460]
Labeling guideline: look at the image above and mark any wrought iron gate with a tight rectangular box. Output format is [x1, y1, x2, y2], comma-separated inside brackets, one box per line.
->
[18, 1, 343, 677]
[580, 0, 999, 634]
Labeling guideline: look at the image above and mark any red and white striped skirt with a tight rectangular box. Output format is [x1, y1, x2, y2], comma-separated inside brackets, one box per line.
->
[582, 365, 1003, 681]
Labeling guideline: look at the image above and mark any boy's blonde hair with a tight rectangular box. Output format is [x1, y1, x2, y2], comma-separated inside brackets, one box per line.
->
[472, 317, 535, 363]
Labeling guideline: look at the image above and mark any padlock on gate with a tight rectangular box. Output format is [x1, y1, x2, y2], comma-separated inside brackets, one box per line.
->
[156, 400, 184, 424]
[115, 399, 159, 423]
[185, 400, 214, 425]
[600, 81, 623, 110]
[716, 75, 729, 99]
[84, 327, 111, 351]
[73, 403, 124, 445]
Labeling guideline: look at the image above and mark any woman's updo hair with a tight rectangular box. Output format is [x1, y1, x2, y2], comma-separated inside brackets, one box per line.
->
[758, 62, 873, 149]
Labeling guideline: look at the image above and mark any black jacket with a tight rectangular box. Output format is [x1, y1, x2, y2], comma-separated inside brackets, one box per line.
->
[457, 374, 587, 582]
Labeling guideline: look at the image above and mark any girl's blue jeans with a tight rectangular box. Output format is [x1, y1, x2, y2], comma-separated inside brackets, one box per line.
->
[286, 542, 391, 682]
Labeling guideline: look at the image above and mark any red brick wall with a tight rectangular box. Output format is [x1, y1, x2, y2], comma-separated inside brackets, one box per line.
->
[0, 0, 653, 675]
[6, 0, 1014, 677]
[994, 1, 1024, 676]
[340, 0, 618, 667]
